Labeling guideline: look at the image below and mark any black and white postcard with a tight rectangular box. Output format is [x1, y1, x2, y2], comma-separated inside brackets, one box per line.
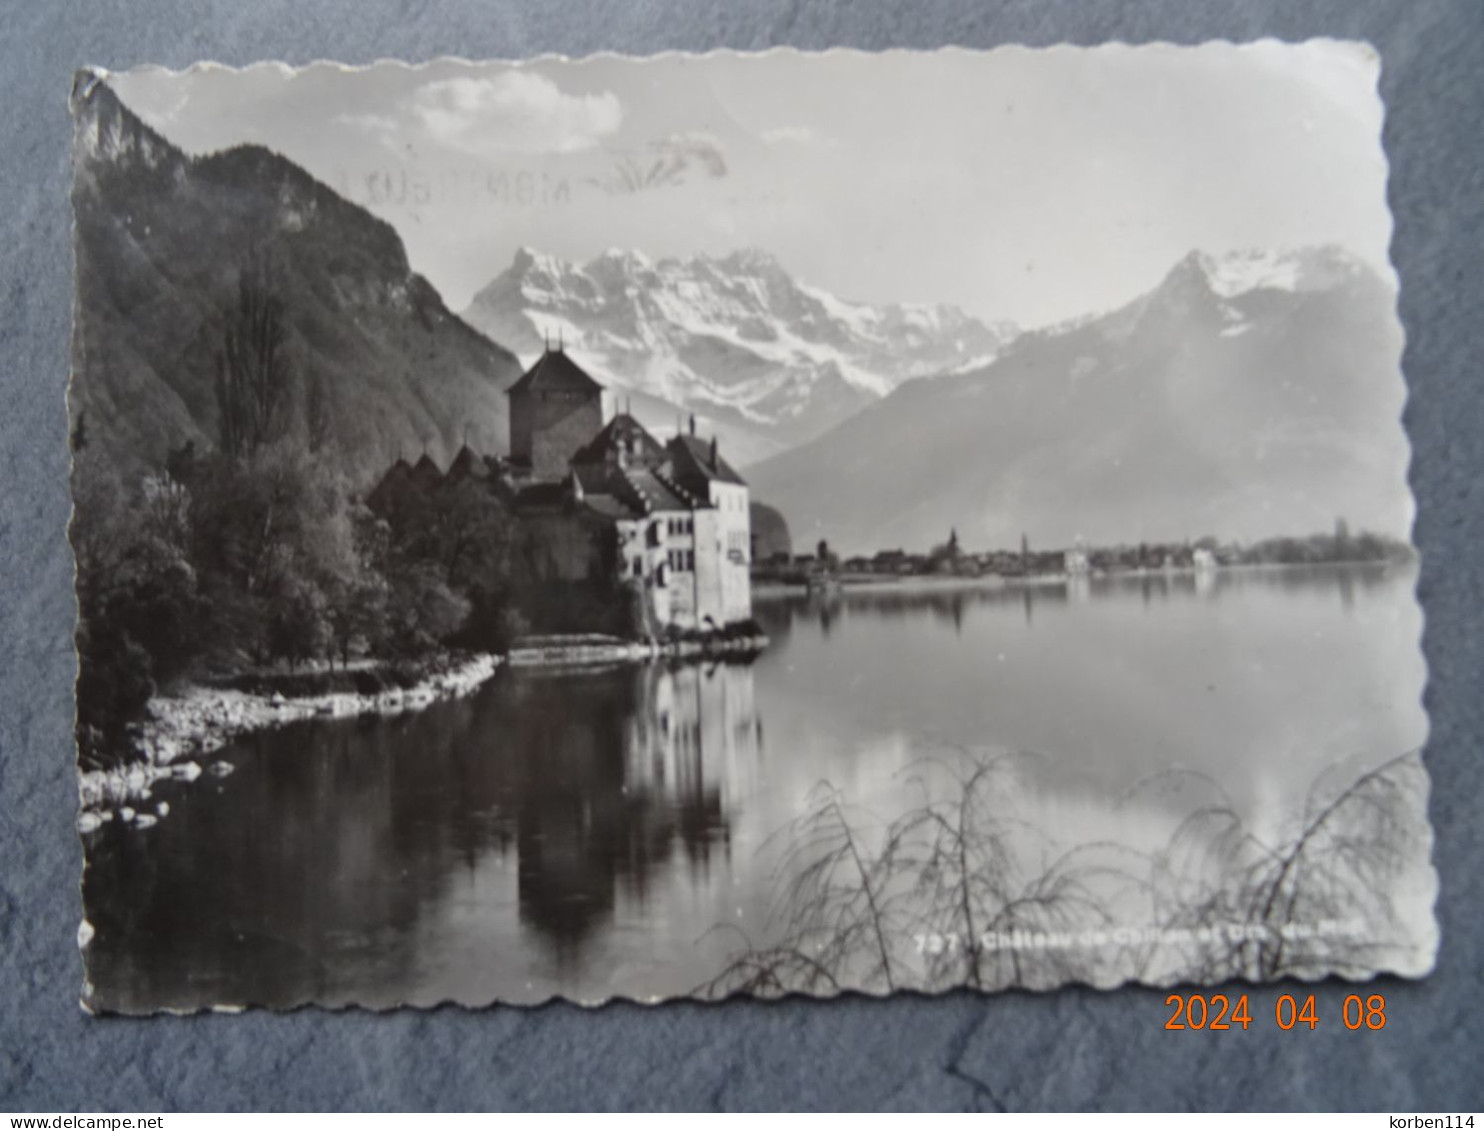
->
[70, 44, 1433, 1012]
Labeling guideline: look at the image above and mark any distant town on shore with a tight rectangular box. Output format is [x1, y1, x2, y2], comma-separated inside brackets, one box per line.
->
[750, 518, 1415, 591]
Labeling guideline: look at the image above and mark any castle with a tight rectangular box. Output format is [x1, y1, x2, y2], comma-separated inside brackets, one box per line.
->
[373, 344, 752, 635]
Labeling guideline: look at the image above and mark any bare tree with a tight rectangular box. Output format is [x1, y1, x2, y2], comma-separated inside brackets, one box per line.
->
[699, 755, 1123, 998]
[696, 782, 906, 998]
[697, 746, 1429, 999]
[1139, 749, 1429, 984]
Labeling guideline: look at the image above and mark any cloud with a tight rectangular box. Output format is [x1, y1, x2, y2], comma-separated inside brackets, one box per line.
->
[408, 73, 622, 156]
[334, 112, 399, 136]
[331, 112, 403, 154]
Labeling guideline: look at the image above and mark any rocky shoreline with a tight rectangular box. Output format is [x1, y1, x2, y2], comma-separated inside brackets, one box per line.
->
[77, 632, 770, 834]
[77, 652, 502, 833]
[507, 631, 770, 667]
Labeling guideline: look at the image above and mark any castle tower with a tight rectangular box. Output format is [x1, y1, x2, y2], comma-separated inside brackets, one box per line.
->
[505, 344, 605, 481]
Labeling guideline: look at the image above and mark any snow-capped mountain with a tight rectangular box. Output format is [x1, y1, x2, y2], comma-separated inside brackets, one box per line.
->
[749, 245, 1408, 555]
[461, 247, 1015, 457]
[1187, 246, 1373, 299]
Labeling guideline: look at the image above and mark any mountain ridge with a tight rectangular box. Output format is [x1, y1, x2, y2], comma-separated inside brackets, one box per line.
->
[747, 245, 1410, 556]
[460, 244, 1016, 460]
[70, 75, 522, 486]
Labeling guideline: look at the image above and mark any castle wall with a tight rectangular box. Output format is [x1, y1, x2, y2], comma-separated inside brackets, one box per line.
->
[659, 512, 698, 630]
[506, 374, 754, 634]
[710, 483, 753, 624]
[616, 516, 672, 633]
[510, 393, 535, 467]
[514, 389, 603, 480]
[691, 508, 725, 629]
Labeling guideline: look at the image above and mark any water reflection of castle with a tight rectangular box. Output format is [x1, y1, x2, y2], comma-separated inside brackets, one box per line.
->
[511, 659, 763, 955]
[624, 661, 764, 804]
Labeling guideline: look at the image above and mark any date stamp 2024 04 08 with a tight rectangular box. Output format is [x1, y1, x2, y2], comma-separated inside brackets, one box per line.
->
[1163, 992, 1388, 1032]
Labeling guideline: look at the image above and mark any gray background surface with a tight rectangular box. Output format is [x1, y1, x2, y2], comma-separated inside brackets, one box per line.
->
[2, 0, 1480, 1112]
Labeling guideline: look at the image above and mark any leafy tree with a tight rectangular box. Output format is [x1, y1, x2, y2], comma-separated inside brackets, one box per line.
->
[75, 619, 155, 770]
[325, 510, 392, 666]
[304, 371, 333, 455]
[423, 478, 515, 589]
[176, 442, 379, 668]
[385, 560, 470, 655]
[70, 452, 202, 766]
[265, 573, 330, 670]
[215, 253, 291, 459]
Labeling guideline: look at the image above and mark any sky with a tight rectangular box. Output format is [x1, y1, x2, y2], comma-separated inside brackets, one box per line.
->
[110, 43, 1394, 328]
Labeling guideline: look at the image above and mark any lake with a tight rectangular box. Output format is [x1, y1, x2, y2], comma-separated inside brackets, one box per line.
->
[82, 564, 1433, 1011]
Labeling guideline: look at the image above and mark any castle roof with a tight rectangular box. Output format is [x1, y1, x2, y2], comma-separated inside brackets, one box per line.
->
[366, 458, 415, 514]
[411, 453, 443, 481]
[578, 490, 638, 521]
[381, 457, 414, 483]
[572, 462, 694, 521]
[445, 444, 490, 482]
[506, 348, 604, 398]
[623, 467, 692, 514]
[668, 432, 746, 489]
[511, 481, 570, 512]
[570, 412, 665, 467]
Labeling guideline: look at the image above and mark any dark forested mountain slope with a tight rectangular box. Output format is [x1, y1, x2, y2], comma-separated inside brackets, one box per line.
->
[71, 76, 521, 484]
